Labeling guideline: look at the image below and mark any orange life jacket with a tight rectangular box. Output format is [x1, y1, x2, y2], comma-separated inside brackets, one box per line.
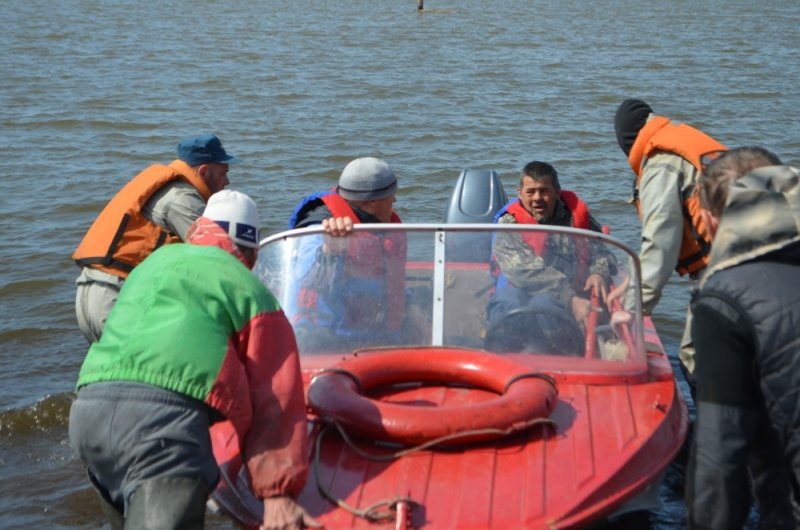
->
[497, 191, 593, 288]
[502, 191, 591, 255]
[320, 193, 402, 225]
[319, 193, 406, 330]
[627, 116, 726, 276]
[72, 160, 212, 278]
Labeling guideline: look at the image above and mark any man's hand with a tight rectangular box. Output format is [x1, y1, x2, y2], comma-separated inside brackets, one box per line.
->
[261, 496, 322, 530]
[605, 275, 630, 313]
[571, 295, 602, 327]
[321, 216, 354, 237]
[406, 303, 431, 344]
[321, 216, 354, 254]
[583, 273, 607, 303]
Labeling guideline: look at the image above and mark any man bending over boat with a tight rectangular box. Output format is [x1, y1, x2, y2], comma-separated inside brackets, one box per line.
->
[687, 147, 800, 529]
[613, 99, 727, 385]
[69, 190, 316, 530]
[487, 161, 615, 354]
[72, 134, 239, 344]
[287, 157, 425, 352]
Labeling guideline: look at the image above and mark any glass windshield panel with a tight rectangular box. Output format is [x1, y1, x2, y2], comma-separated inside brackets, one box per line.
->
[255, 225, 644, 367]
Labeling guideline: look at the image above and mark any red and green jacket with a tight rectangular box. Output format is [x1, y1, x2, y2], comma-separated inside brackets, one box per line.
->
[76, 217, 308, 499]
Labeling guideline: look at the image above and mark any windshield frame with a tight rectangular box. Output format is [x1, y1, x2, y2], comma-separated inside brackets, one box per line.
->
[257, 224, 647, 381]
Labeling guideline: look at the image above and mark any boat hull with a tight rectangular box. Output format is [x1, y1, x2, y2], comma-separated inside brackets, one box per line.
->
[211, 318, 687, 529]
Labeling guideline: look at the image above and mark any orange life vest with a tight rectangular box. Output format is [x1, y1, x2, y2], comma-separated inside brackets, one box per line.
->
[72, 160, 212, 278]
[497, 191, 593, 289]
[627, 116, 726, 276]
[320, 193, 402, 225]
[319, 193, 406, 330]
[502, 190, 591, 255]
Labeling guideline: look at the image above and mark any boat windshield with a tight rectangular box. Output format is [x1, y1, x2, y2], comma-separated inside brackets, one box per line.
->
[255, 224, 645, 368]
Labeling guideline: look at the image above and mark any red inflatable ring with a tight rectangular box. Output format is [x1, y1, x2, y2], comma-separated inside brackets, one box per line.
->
[307, 349, 558, 446]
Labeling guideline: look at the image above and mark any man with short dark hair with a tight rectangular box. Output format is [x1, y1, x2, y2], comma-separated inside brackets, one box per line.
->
[72, 133, 238, 343]
[487, 161, 614, 354]
[687, 147, 800, 529]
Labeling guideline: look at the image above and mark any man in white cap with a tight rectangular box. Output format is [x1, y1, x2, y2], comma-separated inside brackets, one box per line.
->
[69, 190, 316, 530]
[286, 157, 410, 351]
[73, 133, 239, 343]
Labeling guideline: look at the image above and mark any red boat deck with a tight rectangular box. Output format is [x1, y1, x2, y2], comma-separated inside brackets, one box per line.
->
[213, 319, 687, 529]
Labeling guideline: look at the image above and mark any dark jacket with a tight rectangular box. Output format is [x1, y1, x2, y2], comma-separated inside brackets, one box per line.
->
[687, 165, 800, 529]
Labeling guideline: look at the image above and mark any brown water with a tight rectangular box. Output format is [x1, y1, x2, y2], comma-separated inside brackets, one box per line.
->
[2, 0, 799, 528]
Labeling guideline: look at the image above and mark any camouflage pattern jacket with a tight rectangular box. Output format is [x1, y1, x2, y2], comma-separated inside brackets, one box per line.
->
[494, 199, 615, 310]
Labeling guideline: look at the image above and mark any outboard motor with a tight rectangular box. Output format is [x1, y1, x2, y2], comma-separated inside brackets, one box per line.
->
[443, 169, 508, 262]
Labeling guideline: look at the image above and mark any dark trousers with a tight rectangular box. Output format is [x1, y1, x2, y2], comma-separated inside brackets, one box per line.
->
[69, 382, 219, 523]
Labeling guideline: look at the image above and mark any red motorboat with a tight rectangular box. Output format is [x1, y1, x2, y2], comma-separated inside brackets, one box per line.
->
[206, 218, 688, 529]
[209, 171, 688, 529]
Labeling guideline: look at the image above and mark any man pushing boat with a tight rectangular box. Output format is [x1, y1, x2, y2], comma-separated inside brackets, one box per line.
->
[69, 190, 317, 530]
[72, 134, 239, 344]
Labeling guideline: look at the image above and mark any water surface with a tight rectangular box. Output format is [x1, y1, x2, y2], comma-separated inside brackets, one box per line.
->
[1, 1, 798, 527]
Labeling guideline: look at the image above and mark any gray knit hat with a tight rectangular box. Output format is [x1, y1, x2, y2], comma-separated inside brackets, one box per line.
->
[337, 157, 398, 201]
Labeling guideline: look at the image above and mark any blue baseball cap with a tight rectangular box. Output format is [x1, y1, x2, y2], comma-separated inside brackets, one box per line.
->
[177, 134, 239, 166]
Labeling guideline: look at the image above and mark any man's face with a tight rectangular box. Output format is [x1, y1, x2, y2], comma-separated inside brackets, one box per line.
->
[199, 162, 230, 193]
[518, 175, 559, 222]
[359, 194, 397, 223]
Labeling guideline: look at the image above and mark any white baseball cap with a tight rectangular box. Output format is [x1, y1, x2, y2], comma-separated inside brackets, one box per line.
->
[202, 190, 260, 249]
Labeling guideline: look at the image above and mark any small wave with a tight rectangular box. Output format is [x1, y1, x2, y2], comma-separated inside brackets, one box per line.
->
[719, 90, 784, 100]
[0, 393, 74, 437]
[0, 278, 62, 297]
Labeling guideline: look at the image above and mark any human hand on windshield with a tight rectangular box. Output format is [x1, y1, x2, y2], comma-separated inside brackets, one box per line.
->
[583, 273, 607, 304]
[322, 216, 354, 237]
[260, 496, 322, 530]
[322, 216, 354, 254]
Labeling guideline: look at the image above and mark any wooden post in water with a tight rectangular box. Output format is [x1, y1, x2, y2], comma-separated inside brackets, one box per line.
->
[417, 0, 423, 11]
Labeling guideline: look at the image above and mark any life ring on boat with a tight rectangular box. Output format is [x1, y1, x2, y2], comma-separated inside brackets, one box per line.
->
[307, 349, 558, 446]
